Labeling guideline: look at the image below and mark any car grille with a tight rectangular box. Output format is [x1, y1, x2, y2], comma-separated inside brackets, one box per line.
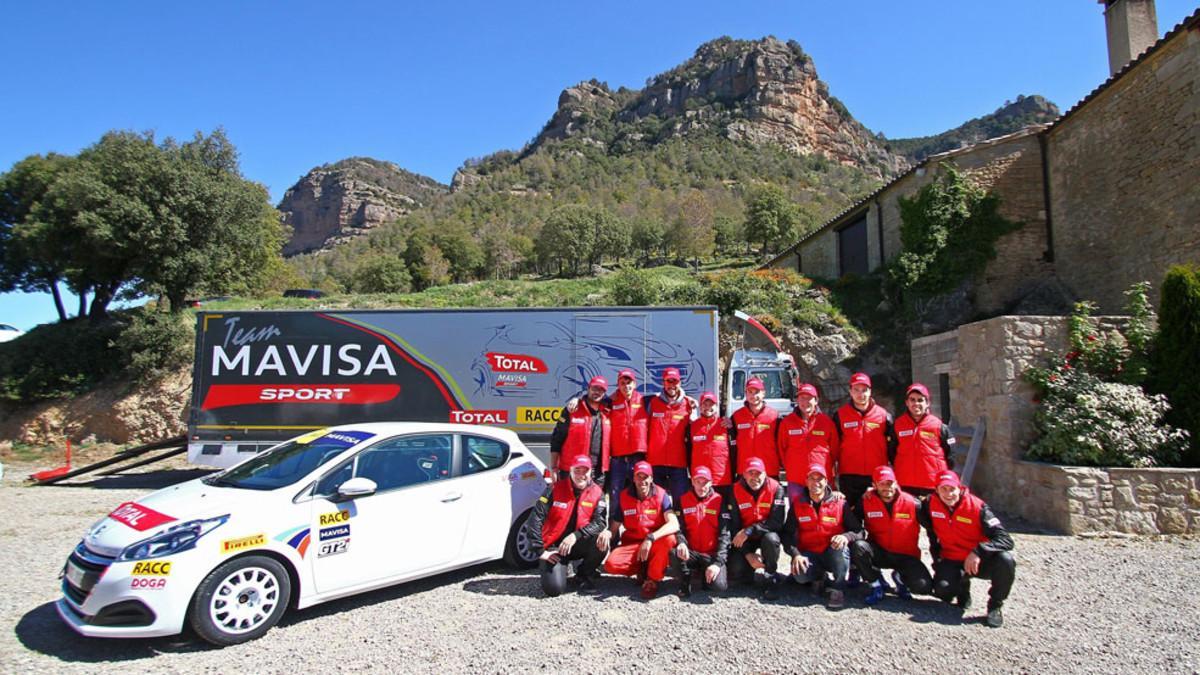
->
[62, 541, 115, 607]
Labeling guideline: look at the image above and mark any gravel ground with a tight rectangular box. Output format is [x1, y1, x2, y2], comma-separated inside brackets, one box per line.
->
[1, 465, 1198, 674]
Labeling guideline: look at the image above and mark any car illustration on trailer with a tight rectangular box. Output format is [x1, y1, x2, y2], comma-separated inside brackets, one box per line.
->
[57, 423, 547, 645]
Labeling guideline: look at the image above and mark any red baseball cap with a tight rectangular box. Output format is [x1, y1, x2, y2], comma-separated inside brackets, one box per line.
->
[850, 372, 872, 388]
[807, 463, 828, 479]
[936, 471, 961, 488]
[617, 368, 637, 382]
[744, 457, 766, 474]
[745, 377, 765, 392]
[906, 383, 931, 399]
[570, 455, 593, 470]
[873, 465, 896, 483]
[633, 460, 654, 477]
[797, 383, 819, 398]
[700, 391, 718, 404]
[588, 376, 608, 390]
[662, 367, 681, 383]
[692, 466, 713, 481]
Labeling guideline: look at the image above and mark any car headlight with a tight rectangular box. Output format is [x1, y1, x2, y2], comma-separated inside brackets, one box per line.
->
[118, 515, 230, 561]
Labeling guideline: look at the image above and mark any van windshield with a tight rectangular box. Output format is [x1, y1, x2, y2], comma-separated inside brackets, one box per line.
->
[204, 430, 374, 490]
[731, 370, 796, 401]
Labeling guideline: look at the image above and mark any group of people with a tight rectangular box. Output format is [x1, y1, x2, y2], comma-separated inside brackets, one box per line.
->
[527, 368, 1016, 628]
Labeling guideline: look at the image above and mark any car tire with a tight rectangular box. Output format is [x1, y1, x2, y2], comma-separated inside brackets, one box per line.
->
[503, 509, 538, 569]
[188, 555, 292, 646]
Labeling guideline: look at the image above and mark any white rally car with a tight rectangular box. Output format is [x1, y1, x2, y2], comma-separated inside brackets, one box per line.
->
[57, 423, 547, 645]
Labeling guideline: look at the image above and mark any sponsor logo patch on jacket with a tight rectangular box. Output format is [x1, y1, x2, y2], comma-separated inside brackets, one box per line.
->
[812, 430, 825, 436]
[867, 511, 884, 518]
[822, 516, 838, 523]
[788, 429, 805, 436]
[843, 421, 859, 429]
[931, 511, 946, 519]
[987, 517, 1001, 527]
[896, 512, 912, 519]
[955, 516, 974, 524]
[898, 430, 915, 437]
[612, 404, 625, 410]
[798, 516, 813, 522]
[737, 423, 752, 429]
[581, 501, 595, 508]
[624, 509, 637, 516]
[653, 412, 666, 418]
[693, 435, 707, 441]
[920, 431, 936, 439]
[683, 507, 698, 514]
[552, 501, 569, 509]
[865, 422, 880, 430]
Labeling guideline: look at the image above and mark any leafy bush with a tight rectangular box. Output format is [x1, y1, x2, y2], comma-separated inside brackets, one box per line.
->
[609, 268, 662, 306]
[1025, 285, 1189, 467]
[1153, 265, 1200, 466]
[348, 255, 412, 294]
[111, 309, 194, 380]
[0, 317, 126, 402]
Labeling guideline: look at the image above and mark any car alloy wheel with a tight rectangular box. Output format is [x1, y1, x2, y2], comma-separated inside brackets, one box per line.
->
[209, 566, 280, 634]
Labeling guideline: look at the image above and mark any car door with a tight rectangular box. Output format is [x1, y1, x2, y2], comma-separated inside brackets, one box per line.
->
[309, 433, 468, 594]
[452, 433, 520, 562]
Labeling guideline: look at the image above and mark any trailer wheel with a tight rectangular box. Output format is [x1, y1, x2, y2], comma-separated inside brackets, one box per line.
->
[504, 509, 538, 569]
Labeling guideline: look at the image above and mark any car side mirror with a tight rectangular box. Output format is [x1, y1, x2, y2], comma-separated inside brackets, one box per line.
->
[337, 477, 377, 499]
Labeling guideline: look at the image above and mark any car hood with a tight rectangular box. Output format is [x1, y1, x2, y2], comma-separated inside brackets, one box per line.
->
[83, 476, 281, 557]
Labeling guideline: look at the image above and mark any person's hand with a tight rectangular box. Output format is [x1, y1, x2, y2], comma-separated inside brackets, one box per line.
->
[964, 551, 981, 576]
[732, 528, 749, 548]
[832, 490, 845, 500]
[830, 534, 848, 551]
[675, 541, 690, 562]
[596, 529, 612, 552]
[539, 550, 560, 564]
[637, 538, 653, 562]
[557, 533, 577, 556]
[791, 554, 809, 576]
[685, 395, 698, 411]
[721, 418, 732, 429]
[705, 564, 721, 585]
[566, 397, 579, 413]
[746, 552, 764, 570]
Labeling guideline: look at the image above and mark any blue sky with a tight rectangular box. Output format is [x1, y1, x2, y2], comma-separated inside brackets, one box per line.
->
[2, 1, 1197, 330]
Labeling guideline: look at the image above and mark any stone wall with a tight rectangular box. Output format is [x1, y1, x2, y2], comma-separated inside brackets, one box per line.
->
[921, 314, 1200, 534]
[1046, 25, 1200, 313]
[910, 330, 958, 421]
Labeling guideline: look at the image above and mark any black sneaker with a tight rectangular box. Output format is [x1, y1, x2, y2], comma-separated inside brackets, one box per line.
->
[677, 577, 693, 599]
[986, 604, 1004, 628]
[577, 576, 598, 594]
[812, 577, 826, 599]
[762, 577, 781, 601]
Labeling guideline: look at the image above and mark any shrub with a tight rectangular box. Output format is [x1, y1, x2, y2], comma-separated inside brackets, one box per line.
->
[0, 317, 126, 402]
[111, 309, 194, 380]
[1153, 265, 1200, 465]
[349, 255, 413, 294]
[609, 268, 662, 306]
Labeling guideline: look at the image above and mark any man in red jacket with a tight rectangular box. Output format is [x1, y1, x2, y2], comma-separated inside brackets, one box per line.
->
[604, 460, 680, 599]
[607, 368, 649, 504]
[688, 392, 733, 501]
[526, 455, 609, 596]
[892, 383, 955, 497]
[671, 465, 731, 597]
[850, 465, 933, 606]
[919, 471, 1015, 628]
[726, 457, 788, 600]
[549, 376, 611, 480]
[730, 377, 781, 478]
[645, 367, 693, 505]
[782, 463, 861, 609]
[832, 372, 895, 508]
[778, 382, 840, 501]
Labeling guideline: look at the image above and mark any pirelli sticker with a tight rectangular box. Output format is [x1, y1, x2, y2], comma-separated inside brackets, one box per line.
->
[221, 533, 266, 554]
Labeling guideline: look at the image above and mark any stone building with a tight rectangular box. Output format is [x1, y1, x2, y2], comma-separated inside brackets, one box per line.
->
[766, 2, 1200, 315]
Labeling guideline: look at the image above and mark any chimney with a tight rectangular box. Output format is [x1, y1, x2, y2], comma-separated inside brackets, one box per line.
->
[1100, 0, 1159, 75]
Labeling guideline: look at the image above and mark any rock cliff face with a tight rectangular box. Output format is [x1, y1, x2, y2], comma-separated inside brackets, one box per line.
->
[280, 157, 447, 256]
[528, 37, 906, 179]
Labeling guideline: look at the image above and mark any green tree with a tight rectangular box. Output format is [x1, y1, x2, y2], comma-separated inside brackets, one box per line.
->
[631, 218, 665, 261]
[713, 214, 743, 255]
[536, 204, 598, 276]
[348, 254, 412, 293]
[1153, 265, 1200, 466]
[0, 153, 77, 320]
[668, 190, 715, 263]
[744, 184, 798, 254]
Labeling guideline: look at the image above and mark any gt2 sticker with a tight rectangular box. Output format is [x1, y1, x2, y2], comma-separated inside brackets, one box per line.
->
[318, 538, 350, 558]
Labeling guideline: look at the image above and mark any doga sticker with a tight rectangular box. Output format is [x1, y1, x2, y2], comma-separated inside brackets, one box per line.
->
[131, 561, 172, 576]
[131, 578, 167, 590]
[221, 533, 266, 553]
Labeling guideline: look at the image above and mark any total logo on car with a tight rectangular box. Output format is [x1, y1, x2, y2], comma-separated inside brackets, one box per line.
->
[56, 423, 547, 645]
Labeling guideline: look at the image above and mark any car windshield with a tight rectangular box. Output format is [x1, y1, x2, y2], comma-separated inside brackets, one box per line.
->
[205, 431, 373, 490]
[731, 369, 796, 401]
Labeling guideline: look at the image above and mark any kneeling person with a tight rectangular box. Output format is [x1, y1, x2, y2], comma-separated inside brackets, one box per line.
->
[604, 461, 680, 599]
[527, 455, 609, 596]
[671, 466, 732, 597]
[850, 465, 933, 605]
[726, 458, 788, 600]
[919, 471, 1016, 628]
[783, 464, 861, 609]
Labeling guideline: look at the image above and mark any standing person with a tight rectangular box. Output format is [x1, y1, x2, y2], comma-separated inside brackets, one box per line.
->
[919, 471, 1015, 628]
[782, 464, 861, 609]
[549, 376, 611, 480]
[730, 378, 781, 479]
[604, 461, 680, 599]
[778, 383, 840, 501]
[526, 455, 609, 596]
[671, 466, 731, 597]
[726, 457, 788, 600]
[607, 368, 648, 505]
[850, 465, 934, 606]
[892, 383, 955, 497]
[645, 367, 693, 505]
[832, 372, 895, 508]
[688, 392, 733, 502]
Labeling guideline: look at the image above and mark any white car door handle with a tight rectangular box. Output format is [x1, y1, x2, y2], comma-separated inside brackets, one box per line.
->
[441, 492, 462, 503]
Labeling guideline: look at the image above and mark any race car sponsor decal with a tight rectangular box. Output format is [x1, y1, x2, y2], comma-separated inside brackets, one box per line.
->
[275, 526, 312, 558]
[317, 538, 349, 558]
[201, 384, 402, 409]
[319, 524, 350, 540]
[450, 409, 509, 424]
[516, 406, 561, 424]
[131, 561, 172, 576]
[486, 352, 548, 373]
[108, 502, 177, 532]
[495, 374, 527, 388]
[319, 510, 352, 526]
[221, 533, 266, 554]
[130, 578, 167, 590]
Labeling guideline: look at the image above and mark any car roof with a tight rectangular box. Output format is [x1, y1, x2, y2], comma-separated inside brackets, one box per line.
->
[322, 421, 522, 444]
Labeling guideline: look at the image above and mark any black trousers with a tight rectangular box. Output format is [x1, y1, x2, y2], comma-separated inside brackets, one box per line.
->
[539, 534, 605, 597]
[726, 531, 782, 582]
[932, 550, 1016, 608]
[850, 539, 933, 595]
[839, 474, 873, 507]
[670, 550, 729, 592]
